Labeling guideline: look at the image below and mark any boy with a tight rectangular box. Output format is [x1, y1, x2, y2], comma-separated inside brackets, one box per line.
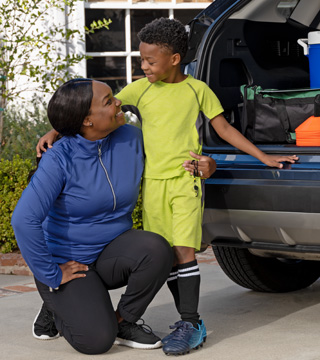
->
[36, 18, 298, 356]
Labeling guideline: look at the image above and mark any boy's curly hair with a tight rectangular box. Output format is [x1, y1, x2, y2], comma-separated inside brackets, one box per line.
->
[138, 18, 188, 60]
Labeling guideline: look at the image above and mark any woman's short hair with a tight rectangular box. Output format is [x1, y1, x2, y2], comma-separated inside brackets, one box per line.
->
[47, 78, 93, 136]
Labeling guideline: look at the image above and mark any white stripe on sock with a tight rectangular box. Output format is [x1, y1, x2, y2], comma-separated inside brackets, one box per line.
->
[178, 271, 201, 278]
[167, 275, 178, 282]
[170, 271, 178, 276]
[178, 265, 199, 273]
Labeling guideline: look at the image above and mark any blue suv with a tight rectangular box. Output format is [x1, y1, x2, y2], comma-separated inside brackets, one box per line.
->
[185, 0, 320, 292]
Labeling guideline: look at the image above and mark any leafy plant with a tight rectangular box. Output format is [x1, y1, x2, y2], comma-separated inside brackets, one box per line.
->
[85, 18, 112, 34]
[132, 189, 143, 230]
[0, 0, 111, 148]
[1, 97, 52, 164]
[0, 156, 33, 253]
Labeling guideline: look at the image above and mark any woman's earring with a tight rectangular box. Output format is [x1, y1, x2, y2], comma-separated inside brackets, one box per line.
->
[89, 122, 93, 126]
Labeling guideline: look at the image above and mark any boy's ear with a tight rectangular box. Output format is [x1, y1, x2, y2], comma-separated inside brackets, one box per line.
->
[172, 53, 181, 66]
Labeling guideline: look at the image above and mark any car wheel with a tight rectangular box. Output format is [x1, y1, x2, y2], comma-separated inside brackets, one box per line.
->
[212, 245, 320, 292]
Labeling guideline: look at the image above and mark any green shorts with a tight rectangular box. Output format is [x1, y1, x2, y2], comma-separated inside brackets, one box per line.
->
[142, 175, 204, 251]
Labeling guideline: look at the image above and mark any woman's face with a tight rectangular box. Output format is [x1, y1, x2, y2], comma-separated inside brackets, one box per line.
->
[84, 81, 125, 140]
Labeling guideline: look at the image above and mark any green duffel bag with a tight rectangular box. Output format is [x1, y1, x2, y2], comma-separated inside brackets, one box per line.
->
[240, 85, 320, 144]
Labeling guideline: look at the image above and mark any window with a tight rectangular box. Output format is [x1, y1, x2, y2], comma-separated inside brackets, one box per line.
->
[85, 1, 211, 92]
[87, 56, 127, 93]
[130, 9, 169, 51]
[86, 10, 126, 52]
[277, 0, 299, 19]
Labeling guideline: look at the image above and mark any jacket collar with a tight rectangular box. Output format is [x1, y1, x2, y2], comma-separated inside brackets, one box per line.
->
[73, 134, 111, 156]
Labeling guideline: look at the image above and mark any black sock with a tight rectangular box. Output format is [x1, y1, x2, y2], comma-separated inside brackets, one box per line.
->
[167, 266, 180, 313]
[177, 260, 201, 327]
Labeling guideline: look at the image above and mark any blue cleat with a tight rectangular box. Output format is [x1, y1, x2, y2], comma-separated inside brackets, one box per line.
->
[162, 320, 207, 355]
[162, 321, 185, 345]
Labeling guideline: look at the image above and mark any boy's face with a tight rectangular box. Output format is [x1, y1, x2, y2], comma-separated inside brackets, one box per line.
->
[139, 42, 179, 83]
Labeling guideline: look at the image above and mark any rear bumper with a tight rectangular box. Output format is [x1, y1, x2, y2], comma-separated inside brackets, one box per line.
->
[203, 208, 320, 258]
[202, 150, 320, 257]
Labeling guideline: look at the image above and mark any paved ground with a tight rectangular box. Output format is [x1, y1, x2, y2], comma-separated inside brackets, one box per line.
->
[2, 247, 320, 360]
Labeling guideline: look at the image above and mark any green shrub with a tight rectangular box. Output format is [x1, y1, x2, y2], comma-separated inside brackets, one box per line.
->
[132, 189, 143, 230]
[1, 98, 52, 164]
[0, 156, 33, 253]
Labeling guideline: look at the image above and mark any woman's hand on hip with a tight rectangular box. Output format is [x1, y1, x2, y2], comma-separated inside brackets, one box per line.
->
[59, 261, 89, 285]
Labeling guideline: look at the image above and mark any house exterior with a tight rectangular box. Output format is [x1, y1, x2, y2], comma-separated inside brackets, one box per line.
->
[2, 0, 212, 103]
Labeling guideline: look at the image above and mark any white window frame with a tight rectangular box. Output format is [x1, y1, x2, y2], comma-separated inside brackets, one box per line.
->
[85, 1, 210, 84]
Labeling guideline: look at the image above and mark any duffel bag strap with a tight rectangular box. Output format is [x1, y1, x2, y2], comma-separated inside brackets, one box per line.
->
[241, 85, 257, 140]
[274, 99, 295, 143]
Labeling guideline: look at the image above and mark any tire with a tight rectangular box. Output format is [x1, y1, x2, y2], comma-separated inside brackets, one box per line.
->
[212, 245, 320, 293]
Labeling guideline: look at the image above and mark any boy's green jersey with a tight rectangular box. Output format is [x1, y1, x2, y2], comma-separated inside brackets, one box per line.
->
[116, 74, 224, 179]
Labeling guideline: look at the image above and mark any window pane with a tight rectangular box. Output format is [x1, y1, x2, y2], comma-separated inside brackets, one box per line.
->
[130, 10, 169, 51]
[132, 57, 144, 80]
[277, 0, 299, 19]
[107, 79, 127, 94]
[85, 9, 125, 52]
[87, 57, 127, 93]
[174, 9, 202, 25]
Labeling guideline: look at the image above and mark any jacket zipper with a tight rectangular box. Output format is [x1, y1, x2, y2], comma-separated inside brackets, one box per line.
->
[98, 145, 116, 211]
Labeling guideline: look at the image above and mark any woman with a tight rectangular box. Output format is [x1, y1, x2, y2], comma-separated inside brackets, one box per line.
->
[11, 79, 173, 355]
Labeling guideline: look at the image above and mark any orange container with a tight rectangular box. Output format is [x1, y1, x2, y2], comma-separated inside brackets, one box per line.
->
[295, 116, 320, 146]
[296, 95, 320, 146]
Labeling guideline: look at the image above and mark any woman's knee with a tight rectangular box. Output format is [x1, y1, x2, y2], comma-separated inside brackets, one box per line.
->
[70, 325, 116, 355]
[140, 231, 173, 268]
[139, 229, 170, 250]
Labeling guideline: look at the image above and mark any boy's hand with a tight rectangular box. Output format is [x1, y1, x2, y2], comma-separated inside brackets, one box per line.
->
[209, 115, 299, 169]
[183, 151, 217, 178]
[260, 154, 299, 168]
[36, 129, 59, 157]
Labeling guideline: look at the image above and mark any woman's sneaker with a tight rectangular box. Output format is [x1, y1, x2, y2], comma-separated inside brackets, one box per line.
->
[162, 320, 207, 355]
[114, 319, 162, 349]
[32, 303, 60, 340]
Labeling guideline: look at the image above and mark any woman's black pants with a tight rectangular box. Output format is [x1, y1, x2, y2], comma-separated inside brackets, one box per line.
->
[35, 229, 173, 355]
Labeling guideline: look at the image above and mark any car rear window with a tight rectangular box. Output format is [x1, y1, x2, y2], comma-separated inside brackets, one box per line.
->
[277, 0, 299, 19]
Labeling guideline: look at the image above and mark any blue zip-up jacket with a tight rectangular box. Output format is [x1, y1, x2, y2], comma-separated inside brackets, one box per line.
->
[11, 124, 144, 288]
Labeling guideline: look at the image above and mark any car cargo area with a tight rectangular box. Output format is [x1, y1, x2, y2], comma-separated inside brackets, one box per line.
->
[191, 0, 320, 148]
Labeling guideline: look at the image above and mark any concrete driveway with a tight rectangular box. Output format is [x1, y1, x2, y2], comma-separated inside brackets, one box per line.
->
[1, 247, 320, 360]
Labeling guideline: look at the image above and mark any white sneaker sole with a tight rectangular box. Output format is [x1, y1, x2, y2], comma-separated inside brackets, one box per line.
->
[32, 333, 60, 340]
[32, 307, 60, 340]
[114, 337, 162, 349]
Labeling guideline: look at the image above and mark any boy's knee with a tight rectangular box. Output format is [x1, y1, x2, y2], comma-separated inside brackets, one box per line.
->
[173, 246, 196, 264]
